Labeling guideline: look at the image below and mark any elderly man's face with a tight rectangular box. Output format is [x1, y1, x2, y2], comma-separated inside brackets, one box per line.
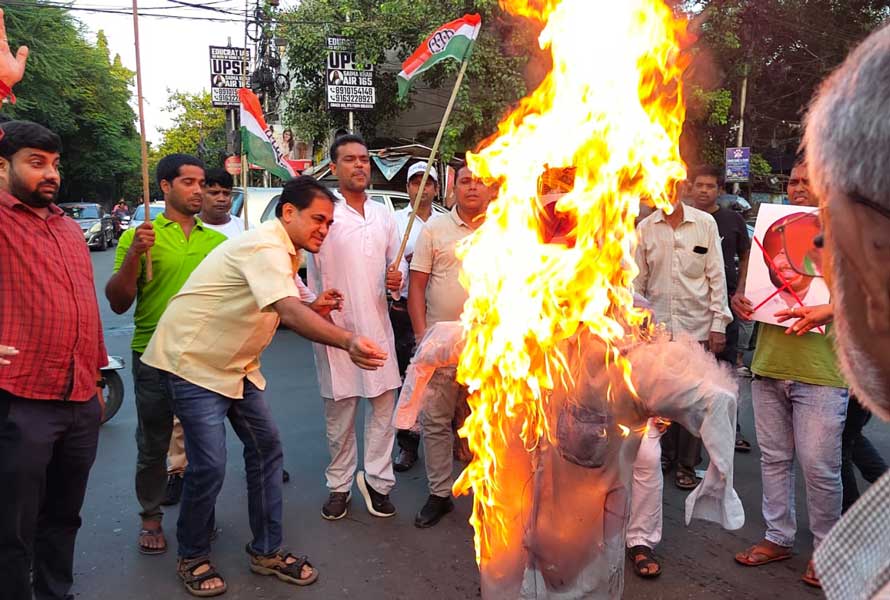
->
[823, 187, 890, 418]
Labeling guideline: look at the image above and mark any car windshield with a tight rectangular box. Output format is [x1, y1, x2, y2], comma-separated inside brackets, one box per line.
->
[133, 205, 165, 221]
[62, 205, 100, 219]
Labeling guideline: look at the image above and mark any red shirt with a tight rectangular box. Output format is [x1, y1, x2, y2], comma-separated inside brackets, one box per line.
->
[0, 190, 107, 401]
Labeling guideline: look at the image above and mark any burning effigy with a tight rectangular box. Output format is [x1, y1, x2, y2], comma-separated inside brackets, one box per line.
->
[398, 0, 744, 598]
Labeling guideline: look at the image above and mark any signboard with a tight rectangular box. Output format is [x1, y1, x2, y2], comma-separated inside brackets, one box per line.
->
[224, 155, 242, 176]
[209, 46, 250, 107]
[745, 204, 829, 332]
[325, 37, 375, 110]
[725, 146, 751, 183]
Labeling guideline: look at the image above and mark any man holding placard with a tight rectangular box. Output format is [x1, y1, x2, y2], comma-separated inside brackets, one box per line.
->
[732, 159, 847, 589]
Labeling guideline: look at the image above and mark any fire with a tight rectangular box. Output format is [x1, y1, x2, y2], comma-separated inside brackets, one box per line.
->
[452, 0, 690, 566]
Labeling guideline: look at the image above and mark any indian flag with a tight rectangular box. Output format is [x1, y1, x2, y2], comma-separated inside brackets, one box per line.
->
[239, 88, 295, 181]
[397, 14, 482, 100]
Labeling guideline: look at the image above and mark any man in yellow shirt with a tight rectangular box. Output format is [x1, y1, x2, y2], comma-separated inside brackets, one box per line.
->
[142, 176, 386, 596]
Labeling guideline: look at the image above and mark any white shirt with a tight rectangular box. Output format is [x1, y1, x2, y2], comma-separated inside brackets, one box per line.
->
[634, 204, 732, 340]
[307, 194, 407, 400]
[393, 206, 429, 299]
[201, 215, 245, 239]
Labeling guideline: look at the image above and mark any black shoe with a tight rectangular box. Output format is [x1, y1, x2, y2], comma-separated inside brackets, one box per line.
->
[161, 474, 183, 506]
[282, 468, 291, 483]
[321, 491, 351, 520]
[356, 471, 395, 518]
[393, 448, 418, 472]
[414, 495, 454, 528]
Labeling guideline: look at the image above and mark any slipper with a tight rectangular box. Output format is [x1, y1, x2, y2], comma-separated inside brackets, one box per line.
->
[138, 526, 167, 555]
[735, 541, 792, 566]
[735, 438, 752, 453]
[802, 560, 821, 588]
[627, 545, 661, 578]
[675, 469, 700, 490]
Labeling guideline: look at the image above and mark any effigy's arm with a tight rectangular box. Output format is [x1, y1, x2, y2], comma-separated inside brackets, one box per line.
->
[394, 321, 464, 429]
[624, 336, 744, 530]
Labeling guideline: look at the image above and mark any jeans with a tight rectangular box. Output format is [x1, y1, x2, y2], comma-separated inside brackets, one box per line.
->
[132, 351, 174, 521]
[841, 398, 889, 512]
[752, 377, 848, 548]
[162, 374, 284, 559]
[0, 391, 100, 600]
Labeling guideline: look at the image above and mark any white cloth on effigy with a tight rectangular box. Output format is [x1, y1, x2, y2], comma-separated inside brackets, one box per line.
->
[399, 322, 744, 600]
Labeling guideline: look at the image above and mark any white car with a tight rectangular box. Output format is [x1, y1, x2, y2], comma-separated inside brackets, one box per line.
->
[129, 202, 166, 229]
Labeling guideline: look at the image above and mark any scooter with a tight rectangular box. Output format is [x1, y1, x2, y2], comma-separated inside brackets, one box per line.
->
[100, 355, 125, 424]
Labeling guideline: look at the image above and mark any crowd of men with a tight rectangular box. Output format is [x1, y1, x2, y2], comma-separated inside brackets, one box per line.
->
[2, 7, 890, 600]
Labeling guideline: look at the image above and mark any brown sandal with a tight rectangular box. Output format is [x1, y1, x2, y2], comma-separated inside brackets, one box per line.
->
[177, 557, 227, 597]
[734, 540, 792, 566]
[802, 560, 821, 588]
[246, 545, 318, 586]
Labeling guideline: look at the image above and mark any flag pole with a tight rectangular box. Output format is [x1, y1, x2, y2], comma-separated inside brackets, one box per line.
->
[131, 0, 152, 281]
[390, 56, 470, 285]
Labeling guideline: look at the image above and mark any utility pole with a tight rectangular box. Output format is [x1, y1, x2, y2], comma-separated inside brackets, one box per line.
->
[733, 65, 748, 196]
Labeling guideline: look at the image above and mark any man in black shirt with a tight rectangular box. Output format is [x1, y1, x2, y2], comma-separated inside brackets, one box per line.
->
[691, 165, 752, 452]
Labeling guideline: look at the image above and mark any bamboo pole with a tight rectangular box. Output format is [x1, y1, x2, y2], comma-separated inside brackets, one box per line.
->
[131, 0, 153, 280]
[390, 56, 470, 283]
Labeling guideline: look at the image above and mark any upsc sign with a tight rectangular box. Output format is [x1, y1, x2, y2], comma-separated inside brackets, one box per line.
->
[209, 46, 250, 108]
[326, 37, 375, 110]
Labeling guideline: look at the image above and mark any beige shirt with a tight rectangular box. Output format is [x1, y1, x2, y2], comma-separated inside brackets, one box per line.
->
[142, 219, 301, 398]
[634, 204, 732, 340]
[410, 207, 473, 326]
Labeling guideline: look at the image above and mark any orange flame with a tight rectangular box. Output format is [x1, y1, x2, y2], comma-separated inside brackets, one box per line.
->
[452, 0, 690, 565]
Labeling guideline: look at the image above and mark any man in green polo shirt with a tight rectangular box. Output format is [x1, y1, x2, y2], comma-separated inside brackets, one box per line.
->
[105, 154, 227, 555]
[730, 159, 848, 589]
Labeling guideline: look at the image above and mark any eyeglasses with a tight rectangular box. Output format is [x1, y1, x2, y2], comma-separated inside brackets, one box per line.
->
[770, 211, 824, 278]
[812, 191, 890, 251]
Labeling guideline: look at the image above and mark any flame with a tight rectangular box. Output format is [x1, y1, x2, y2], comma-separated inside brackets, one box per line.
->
[452, 0, 690, 566]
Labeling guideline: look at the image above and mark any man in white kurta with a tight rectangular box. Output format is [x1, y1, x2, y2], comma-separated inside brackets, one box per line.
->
[307, 135, 406, 520]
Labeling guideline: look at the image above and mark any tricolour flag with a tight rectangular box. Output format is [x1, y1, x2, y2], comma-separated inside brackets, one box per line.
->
[397, 13, 482, 100]
[239, 88, 295, 181]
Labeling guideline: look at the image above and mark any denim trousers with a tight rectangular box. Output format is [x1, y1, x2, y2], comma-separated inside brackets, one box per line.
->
[751, 376, 848, 548]
[162, 373, 284, 559]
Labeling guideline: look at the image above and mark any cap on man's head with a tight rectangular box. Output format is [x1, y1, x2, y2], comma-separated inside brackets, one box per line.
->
[407, 161, 438, 183]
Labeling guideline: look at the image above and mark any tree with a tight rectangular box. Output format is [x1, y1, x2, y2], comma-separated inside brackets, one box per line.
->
[155, 90, 228, 168]
[279, 0, 541, 157]
[681, 0, 890, 178]
[3, 2, 141, 204]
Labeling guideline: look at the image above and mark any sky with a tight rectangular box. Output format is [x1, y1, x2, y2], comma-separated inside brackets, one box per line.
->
[73, 0, 296, 143]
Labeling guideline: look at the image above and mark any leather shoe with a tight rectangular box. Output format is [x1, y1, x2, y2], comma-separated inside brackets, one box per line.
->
[393, 448, 418, 472]
[414, 494, 454, 528]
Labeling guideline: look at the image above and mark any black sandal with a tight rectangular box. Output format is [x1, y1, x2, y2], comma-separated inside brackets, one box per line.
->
[675, 468, 700, 490]
[735, 438, 752, 453]
[246, 544, 319, 586]
[177, 557, 227, 597]
[627, 545, 662, 578]
[138, 526, 167, 555]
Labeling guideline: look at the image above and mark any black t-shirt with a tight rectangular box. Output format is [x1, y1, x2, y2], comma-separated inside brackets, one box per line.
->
[708, 207, 750, 295]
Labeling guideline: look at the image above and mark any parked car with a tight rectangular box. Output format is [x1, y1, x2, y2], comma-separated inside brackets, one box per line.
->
[130, 202, 166, 229]
[59, 202, 114, 251]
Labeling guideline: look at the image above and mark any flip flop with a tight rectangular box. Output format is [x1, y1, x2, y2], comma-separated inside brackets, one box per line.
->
[138, 526, 167, 555]
[735, 542, 792, 566]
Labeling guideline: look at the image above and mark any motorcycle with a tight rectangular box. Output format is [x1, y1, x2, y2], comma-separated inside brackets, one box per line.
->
[113, 214, 131, 239]
[100, 355, 125, 424]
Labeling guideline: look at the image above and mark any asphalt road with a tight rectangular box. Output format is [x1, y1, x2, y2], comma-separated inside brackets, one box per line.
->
[71, 245, 890, 599]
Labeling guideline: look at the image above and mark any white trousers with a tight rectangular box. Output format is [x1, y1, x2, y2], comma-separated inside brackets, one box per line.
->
[626, 418, 665, 549]
[323, 390, 397, 495]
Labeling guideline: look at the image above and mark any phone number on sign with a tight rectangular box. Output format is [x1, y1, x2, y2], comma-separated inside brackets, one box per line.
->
[327, 86, 376, 106]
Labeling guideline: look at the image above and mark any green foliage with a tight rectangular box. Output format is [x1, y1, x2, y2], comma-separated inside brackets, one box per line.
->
[279, 0, 537, 156]
[3, 1, 140, 205]
[155, 90, 228, 168]
[682, 0, 890, 175]
[749, 152, 772, 178]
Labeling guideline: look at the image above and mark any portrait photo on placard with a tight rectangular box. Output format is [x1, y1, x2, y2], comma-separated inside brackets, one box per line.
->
[744, 203, 829, 331]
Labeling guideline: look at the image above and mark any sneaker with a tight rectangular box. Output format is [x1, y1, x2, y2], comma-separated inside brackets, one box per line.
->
[161, 474, 183, 506]
[356, 471, 395, 518]
[414, 495, 454, 528]
[321, 491, 351, 520]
